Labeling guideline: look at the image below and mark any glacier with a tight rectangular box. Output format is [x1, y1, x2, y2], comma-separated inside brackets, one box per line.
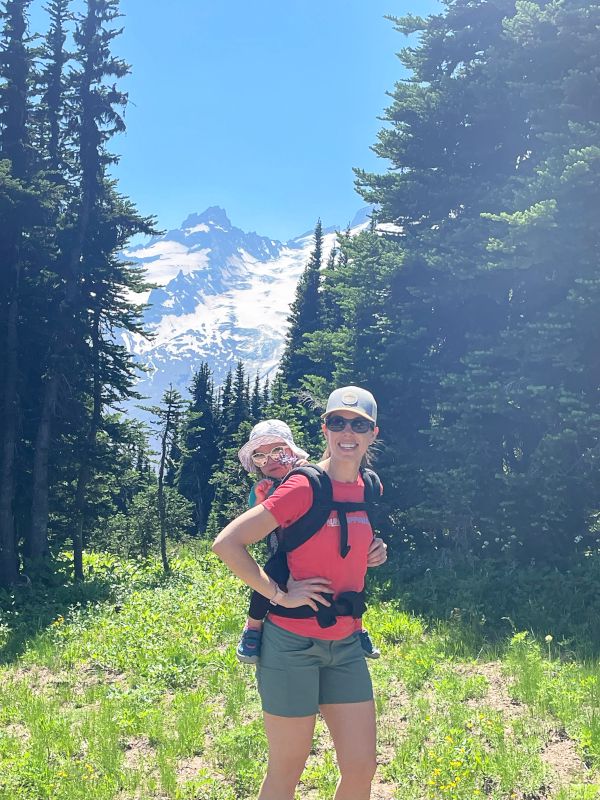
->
[121, 205, 370, 410]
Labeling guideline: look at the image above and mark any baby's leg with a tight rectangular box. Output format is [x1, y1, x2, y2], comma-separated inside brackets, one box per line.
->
[356, 621, 380, 659]
[237, 595, 266, 663]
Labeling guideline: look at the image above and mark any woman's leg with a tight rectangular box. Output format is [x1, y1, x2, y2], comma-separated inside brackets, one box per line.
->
[258, 711, 316, 800]
[320, 700, 377, 800]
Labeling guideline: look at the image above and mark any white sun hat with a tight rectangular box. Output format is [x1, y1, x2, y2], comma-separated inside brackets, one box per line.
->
[237, 419, 309, 472]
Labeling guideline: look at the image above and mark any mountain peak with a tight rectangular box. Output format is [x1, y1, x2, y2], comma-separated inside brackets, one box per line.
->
[124, 207, 367, 425]
[181, 206, 231, 231]
[349, 205, 376, 229]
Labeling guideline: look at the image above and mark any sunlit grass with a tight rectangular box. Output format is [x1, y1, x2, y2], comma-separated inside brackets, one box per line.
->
[505, 632, 600, 770]
[0, 545, 598, 799]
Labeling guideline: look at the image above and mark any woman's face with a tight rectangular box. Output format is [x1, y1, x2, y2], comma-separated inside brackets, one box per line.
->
[252, 439, 294, 479]
[322, 411, 378, 465]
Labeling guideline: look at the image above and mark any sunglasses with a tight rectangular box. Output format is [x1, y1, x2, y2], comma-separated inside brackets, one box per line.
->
[325, 415, 374, 433]
[251, 445, 291, 467]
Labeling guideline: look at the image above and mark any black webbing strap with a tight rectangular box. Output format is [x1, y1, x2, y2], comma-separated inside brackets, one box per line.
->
[329, 500, 370, 558]
[269, 590, 367, 628]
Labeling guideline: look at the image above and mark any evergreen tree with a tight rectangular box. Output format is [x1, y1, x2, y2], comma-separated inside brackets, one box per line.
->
[146, 386, 184, 572]
[231, 359, 250, 434]
[102, 483, 193, 560]
[250, 372, 261, 422]
[218, 369, 233, 437]
[321, 237, 344, 331]
[70, 303, 102, 580]
[165, 427, 182, 489]
[74, 414, 154, 553]
[205, 420, 254, 537]
[262, 373, 315, 460]
[27, 0, 153, 570]
[265, 372, 289, 417]
[261, 374, 270, 409]
[178, 363, 219, 533]
[36, 0, 71, 173]
[280, 219, 324, 388]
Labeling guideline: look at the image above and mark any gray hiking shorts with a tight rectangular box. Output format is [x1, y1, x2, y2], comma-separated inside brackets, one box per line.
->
[255, 619, 373, 717]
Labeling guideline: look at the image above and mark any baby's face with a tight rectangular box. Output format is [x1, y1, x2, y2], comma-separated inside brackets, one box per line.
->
[252, 440, 295, 479]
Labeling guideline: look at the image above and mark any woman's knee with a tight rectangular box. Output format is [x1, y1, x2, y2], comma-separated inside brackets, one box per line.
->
[266, 751, 308, 783]
[262, 762, 304, 793]
[338, 753, 377, 784]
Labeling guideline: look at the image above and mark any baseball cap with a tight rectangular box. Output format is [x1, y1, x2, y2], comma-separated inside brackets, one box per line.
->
[323, 386, 377, 424]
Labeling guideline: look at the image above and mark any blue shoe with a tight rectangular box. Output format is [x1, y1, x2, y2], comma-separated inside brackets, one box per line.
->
[358, 629, 380, 659]
[236, 628, 262, 664]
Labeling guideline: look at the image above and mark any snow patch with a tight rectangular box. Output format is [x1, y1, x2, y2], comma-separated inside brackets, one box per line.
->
[184, 223, 210, 234]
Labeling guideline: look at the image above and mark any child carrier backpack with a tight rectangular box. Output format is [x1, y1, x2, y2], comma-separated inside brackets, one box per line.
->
[263, 464, 382, 628]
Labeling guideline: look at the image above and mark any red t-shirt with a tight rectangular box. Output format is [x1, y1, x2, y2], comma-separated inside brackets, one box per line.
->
[262, 472, 375, 640]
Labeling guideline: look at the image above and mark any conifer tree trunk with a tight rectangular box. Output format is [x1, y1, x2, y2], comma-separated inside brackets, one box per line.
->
[27, 369, 59, 562]
[139, 518, 148, 560]
[195, 477, 207, 535]
[0, 0, 32, 586]
[72, 306, 102, 581]
[0, 298, 21, 586]
[151, 386, 183, 573]
[28, 283, 85, 561]
[157, 410, 171, 574]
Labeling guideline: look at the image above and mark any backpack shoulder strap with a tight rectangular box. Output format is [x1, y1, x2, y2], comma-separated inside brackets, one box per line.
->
[360, 467, 382, 504]
[277, 464, 333, 553]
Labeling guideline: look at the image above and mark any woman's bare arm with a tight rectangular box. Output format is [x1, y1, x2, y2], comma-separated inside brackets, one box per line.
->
[212, 505, 331, 609]
[213, 505, 281, 601]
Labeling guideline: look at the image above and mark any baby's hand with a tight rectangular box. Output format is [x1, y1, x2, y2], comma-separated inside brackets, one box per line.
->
[283, 457, 308, 476]
[254, 478, 274, 503]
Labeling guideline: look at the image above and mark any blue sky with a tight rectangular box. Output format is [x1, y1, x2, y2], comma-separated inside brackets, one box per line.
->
[29, 1, 440, 241]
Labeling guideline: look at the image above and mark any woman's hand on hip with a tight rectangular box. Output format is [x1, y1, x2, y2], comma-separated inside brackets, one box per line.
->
[367, 537, 388, 568]
[280, 575, 332, 611]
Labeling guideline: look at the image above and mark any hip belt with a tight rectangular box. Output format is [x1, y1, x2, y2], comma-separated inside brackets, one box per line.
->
[269, 590, 366, 629]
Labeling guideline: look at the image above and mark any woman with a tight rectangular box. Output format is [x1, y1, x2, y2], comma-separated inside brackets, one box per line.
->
[213, 385, 386, 800]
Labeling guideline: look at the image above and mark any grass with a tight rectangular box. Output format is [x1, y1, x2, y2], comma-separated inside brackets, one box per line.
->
[0, 545, 599, 799]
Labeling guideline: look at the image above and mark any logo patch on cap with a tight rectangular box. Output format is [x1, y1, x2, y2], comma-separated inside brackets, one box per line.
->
[341, 391, 359, 406]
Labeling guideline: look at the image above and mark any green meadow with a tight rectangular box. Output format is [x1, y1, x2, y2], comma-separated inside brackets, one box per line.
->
[1, 548, 599, 800]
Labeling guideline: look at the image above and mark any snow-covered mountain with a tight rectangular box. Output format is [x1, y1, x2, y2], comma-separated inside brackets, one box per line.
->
[122, 206, 370, 409]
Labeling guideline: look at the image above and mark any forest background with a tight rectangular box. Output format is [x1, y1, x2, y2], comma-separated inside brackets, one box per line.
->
[1, 0, 600, 645]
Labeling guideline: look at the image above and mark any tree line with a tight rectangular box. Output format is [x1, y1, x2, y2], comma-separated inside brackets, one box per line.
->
[215, 0, 600, 567]
[85, 360, 302, 572]
[280, 0, 600, 565]
[2, 0, 599, 587]
[0, 0, 324, 586]
[0, 0, 154, 586]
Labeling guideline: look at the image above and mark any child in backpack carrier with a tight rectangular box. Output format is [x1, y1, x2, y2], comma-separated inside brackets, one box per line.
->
[235, 418, 381, 664]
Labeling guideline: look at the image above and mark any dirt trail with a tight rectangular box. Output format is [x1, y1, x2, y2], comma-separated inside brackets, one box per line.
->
[461, 662, 589, 790]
